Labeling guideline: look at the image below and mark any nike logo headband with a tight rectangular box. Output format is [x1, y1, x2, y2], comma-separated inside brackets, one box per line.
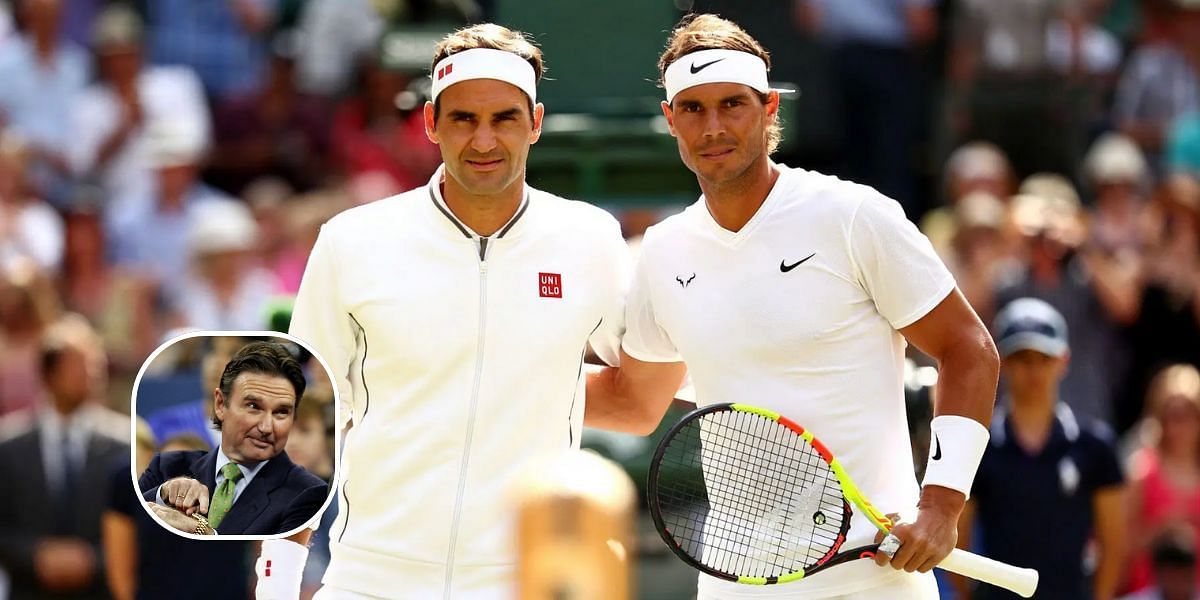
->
[663, 49, 794, 103]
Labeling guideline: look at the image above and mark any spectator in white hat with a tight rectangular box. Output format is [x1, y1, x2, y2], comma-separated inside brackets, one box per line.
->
[946, 191, 1018, 320]
[69, 4, 209, 218]
[106, 118, 234, 307]
[1083, 133, 1153, 257]
[923, 141, 1016, 260]
[171, 199, 277, 331]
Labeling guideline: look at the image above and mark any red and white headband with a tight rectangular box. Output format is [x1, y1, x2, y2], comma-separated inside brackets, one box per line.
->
[430, 47, 537, 104]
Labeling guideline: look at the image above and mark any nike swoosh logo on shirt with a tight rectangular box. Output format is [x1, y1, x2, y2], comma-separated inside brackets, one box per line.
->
[780, 253, 816, 273]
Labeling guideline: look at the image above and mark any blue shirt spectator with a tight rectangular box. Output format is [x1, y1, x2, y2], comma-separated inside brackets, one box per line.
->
[805, 0, 934, 48]
[0, 33, 89, 203]
[145, 0, 275, 100]
[145, 400, 217, 451]
[0, 37, 89, 152]
[956, 298, 1126, 600]
[971, 404, 1124, 599]
[106, 184, 231, 303]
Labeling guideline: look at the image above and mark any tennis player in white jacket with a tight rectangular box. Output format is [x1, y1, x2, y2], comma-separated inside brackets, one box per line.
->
[279, 23, 686, 600]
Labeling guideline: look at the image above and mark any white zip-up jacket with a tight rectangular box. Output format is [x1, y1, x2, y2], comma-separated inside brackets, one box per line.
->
[289, 166, 630, 599]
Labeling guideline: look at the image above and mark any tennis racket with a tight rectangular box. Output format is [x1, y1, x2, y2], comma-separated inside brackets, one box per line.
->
[647, 403, 1038, 597]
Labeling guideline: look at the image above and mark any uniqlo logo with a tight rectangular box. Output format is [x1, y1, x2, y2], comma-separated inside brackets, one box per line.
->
[265, 560, 272, 577]
[539, 273, 562, 298]
[437, 63, 453, 80]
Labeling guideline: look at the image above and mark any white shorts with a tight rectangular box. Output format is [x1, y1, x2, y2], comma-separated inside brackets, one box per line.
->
[697, 569, 938, 600]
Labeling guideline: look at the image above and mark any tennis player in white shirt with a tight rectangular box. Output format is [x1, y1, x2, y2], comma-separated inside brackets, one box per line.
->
[586, 14, 1000, 599]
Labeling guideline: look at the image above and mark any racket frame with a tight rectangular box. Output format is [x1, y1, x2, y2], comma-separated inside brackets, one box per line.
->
[647, 403, 893, 584]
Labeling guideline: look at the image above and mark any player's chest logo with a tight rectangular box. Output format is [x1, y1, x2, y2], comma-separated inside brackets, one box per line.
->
[780, 252, 816, 273]
[539, 272, 562, 298]
[675, 273, 696, 288]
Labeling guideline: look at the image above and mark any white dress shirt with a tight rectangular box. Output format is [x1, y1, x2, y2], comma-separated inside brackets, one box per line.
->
[37, 403, 94, 498]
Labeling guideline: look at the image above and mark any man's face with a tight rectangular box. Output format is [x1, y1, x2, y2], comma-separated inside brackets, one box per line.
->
[214, 372, 296, 464]
[662, 82, 777, 187]
[47, 346, 91, 410]
[285, 414, 325, 471]
[424, 78, 543, 198]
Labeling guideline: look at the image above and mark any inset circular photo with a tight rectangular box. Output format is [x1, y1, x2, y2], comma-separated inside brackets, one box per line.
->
[130, 331, 339, 540]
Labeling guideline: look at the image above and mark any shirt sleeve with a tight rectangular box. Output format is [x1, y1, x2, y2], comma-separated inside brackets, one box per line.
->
[621, 248, 682, 363]
[587, 217, 632, 367]
[289, 225, 356, 430]
[849, 192, 957, 329]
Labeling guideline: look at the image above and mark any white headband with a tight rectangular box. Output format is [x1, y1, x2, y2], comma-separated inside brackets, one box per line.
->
[430, 47, 537, 104]
[663, 49, 792, 103]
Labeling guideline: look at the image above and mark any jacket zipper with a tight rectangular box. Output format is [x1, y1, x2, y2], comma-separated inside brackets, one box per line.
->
[443, 236, 489, 598]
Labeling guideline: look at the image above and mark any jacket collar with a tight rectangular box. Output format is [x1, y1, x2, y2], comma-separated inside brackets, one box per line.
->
[425, 164, 530, 240]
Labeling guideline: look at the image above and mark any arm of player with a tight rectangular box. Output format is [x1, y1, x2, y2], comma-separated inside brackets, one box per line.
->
[881, 288, 999, 573]
[585, 350, 686, 436]
[289, 225, 356, 430]
[583, 215, 686, 435]
[1092, 485, 1127, 600]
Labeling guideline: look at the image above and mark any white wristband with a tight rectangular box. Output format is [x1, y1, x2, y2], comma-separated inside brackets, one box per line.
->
[922, 415, 990, 499]
[254, 539, 309, 599]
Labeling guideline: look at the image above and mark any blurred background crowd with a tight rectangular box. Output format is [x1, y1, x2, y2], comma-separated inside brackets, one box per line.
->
[0, 0, 1197, 598]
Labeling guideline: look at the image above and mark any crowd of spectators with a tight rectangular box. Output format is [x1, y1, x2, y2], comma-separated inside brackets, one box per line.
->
[0, 0, 1198, 598]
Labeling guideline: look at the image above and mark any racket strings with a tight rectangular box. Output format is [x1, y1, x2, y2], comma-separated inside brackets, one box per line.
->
[654, 410, 849, 578]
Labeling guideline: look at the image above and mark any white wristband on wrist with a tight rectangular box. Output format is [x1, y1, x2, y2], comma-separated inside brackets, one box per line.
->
[922, 414, 990, 499]
[254, 538, 309, 599]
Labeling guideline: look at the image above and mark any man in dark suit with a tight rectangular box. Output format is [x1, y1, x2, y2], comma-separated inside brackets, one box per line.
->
[0, 314, 130, 600]
[138, 340, 327, 536]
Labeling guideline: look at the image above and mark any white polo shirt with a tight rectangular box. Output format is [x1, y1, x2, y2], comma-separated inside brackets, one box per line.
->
[625, 164, 956, 598]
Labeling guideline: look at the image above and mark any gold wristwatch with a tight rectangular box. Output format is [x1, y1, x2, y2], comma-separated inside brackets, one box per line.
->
[191, 513, 214, 535]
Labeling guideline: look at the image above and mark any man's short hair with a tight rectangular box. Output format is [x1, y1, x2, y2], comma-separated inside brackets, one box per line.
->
[658, 14, 782, 154]
[429, 23, 544, 123]
[212, 341, 306, 430]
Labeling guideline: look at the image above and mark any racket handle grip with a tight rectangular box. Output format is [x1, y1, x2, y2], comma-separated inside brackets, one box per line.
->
[939, 548, 1039, 598]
